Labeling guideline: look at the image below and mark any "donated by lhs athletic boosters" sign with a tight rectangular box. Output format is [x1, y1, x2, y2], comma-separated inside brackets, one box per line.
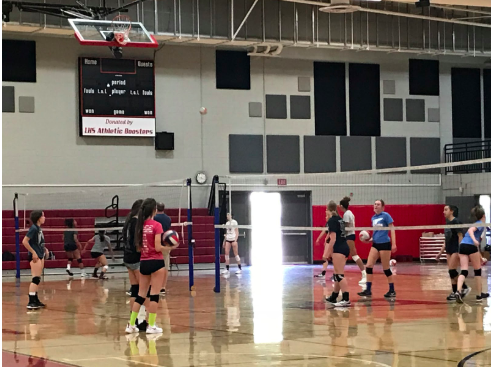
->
[81, 117, 155, 137]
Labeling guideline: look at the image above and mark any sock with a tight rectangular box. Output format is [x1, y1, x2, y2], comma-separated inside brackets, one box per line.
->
[93, 268, 98, 274]
[342, 292, 349, 301]
[362, 270, 366, 276]
[238, 264, 242, 270]
[366, 282, 372, 292]
[321, 270, 326, 276]
[389, 283, 395, 292]
[226, 265, 230, 271]
[129, 311, 139, 326]
[452, 284, 458, 293]
[463, 283, 468, 289]
[28, 293, 35, 303]
[148, 313, 156, 326]
[67, 264, 71, 270]
[331, 291, 339, 299]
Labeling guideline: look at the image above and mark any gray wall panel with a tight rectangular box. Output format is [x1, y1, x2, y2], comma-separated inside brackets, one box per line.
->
[376, 137, 407, 169]
[406, 99, 426, 122]
[410, 137, 441, 173]
[266, 94, 287, 119]
[340, 136, 372, 171]
[2, 86, 15, 113]
[229, 135, 264, 173]
[267, 135, 300, 173]
[384, 98, 403, 121]
[304, 136, 336, 173]
[290, 95, 311, 119]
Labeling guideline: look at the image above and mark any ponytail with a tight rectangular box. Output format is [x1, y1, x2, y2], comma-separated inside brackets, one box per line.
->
[340, 196, 351, 210]
[327, 201, 339, 217]
[123, 199, 143, 242]
[98, 230, 105, 242]
[135, 198, 157, 251]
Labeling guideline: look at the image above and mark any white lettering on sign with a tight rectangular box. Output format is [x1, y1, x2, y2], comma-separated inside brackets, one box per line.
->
[84, 88, 94, 94]
[84, 58, 97, 65]
[112, 80, 126, 86]
[138, 61, 153, 67]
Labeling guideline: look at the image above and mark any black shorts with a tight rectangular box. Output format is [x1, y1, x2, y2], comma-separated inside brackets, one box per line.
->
[333, 242, 350, 258]
[445, 244, 459, 255]
[372, 242, 392, 252]
[91, 252, 103, 259]
[140, 259, 165, 275]
[459, 243, 478, 256]
[346, 234, 356, 241]
[28, 253, 44, 262]
[225, 240, 235, 244]
[64, 243, 78, 252]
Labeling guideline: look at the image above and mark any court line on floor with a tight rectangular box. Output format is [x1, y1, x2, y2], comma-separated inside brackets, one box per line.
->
[457, 348, 491, 367]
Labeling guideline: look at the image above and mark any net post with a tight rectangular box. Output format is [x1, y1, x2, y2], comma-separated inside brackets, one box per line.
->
[214, 177, 221, 293]
[13, 193, 20, 279]
[187, 178, 194, 292]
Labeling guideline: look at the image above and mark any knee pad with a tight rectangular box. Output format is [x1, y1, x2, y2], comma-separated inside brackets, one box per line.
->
[77, 258, 83, 264]
[333, 274, 345, 282]
[32, 277, 41, 285]
[460, 270, 469, 278]
[366, 267, 373, 275]
[384, 269, 393, 277]
[448, 269, 459, 279]
[235, 255, 240, 262]
[68, 258, 73, 262]
[135, 295, 146, 306]
[474, 269, 482, 277]
[130, 284, 139, 298]
[225, 255, 230, 262]
[149, 294, 159, 303]
[352, 255, 360, 262]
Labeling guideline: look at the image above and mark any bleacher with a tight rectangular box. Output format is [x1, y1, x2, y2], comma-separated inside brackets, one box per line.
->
[2, 208, 222, 270]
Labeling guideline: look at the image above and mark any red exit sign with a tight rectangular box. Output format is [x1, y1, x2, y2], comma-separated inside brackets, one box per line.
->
[277, 179, 287, 186]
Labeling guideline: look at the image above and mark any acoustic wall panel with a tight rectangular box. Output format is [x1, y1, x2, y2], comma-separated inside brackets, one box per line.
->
[19, 96, 35, 113]
[484, 69, 490, 139]
[249, 102, 262, 117]
[410, 138, 441, 173]
[266, 94, 287, 119]
[216, 50, 250, 90]
[409, 59, 439, 96]
[229, 135, 264, 173]
[304, 136, 336, 173]
[290, 95, 311, 119]
[340, 136, 372, 172]
[384, 98, 403, 121]
[376, 137, 406, 169]
[2, 86, 15, 112]
[406, 99, 425, 122]
[267, 135, 300, 173]
[298, 77, 311, 92]
[451, 68, 481, 138]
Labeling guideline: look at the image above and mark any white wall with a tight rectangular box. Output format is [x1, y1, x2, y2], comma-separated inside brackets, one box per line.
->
[2, 35, 488, 209]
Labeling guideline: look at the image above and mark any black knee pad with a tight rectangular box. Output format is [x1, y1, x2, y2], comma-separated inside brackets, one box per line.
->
[77, 258, 83, 264]
[149, 294, 160, 303]
[384, 269, 392, 277]
[135, 295, 146, 306]
[130, 284, 139, 298]
[333, 274, 345, 282]
[32, 276, 41, 285]
[366, 267, 373, 275]
[68, 258, 73, 262]
[460, 270, 469, 278]
[474, 269, 482, 277]
[448, 269, 459, 279]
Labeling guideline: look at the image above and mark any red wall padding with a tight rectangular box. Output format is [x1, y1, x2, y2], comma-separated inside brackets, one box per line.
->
[312, 204, 445, 261]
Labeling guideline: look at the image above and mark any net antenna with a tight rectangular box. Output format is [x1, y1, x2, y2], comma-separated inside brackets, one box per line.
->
[111, 14, 131, 45]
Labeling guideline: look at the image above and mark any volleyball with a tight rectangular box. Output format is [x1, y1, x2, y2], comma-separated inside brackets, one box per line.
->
[359, 230, 370, 242]
[199, 107, 207, 115]
[163, 230, 179, 246]
[390, 259, 397, 267]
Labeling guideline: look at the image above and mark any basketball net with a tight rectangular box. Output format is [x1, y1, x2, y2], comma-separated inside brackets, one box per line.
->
[112, 14, 131, 46]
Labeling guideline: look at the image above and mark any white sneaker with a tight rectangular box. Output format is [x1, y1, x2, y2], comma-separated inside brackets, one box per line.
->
[125, 323, 139, 334]
[146, 325, 163, 334]
[80, 273, 87, 278]
[333, 300, 351, 307]
[235, 269, 242, 274]
[221, 270, 230, 275]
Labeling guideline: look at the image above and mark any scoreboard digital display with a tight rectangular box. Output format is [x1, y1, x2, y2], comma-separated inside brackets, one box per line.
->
[78, 57, 155, 137]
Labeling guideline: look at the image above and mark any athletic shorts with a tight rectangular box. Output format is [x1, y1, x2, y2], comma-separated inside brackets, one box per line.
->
[140, 259, 165, 275]
[459, 243, 478, 256]
[91, 252, 103, 259]
[125, 262, 140, 271]
[28, 253, 45, 262]
[64, 243, 78, 252]
[346, 234, 356, 241]
[445, 244, 459, 255]
[372, 242, 392, 252]
[333, 242, 350, 258]
[225, 240, 236, 244]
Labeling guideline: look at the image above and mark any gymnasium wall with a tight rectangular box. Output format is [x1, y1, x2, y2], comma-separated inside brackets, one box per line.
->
[2, 35, 489, 209]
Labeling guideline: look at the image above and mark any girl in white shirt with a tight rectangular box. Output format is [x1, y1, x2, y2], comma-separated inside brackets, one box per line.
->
[222, 213, 242, 275]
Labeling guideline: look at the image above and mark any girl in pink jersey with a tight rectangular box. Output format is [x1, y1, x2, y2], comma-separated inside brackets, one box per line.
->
[126, 198, 178, 334]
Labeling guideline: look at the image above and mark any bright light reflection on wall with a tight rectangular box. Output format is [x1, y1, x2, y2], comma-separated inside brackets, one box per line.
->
[250, 192, 283, 344]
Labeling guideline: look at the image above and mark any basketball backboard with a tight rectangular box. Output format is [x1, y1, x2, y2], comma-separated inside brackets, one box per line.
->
[68, 18, 158, 48]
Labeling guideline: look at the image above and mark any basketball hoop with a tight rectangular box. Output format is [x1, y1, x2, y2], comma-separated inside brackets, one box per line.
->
[111, 14, 131, 46]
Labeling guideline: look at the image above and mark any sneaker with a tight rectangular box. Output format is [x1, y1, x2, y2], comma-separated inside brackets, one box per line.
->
[27, 302, 40, 310]
[325, 295, 338, 304]
[221, 269, 230, 275]
[34, 299, 46, 308]
[461, 286, 472, 298]
[358, 289, 372, 297]
[126, 289, 132, 296]
[235, 269, 242, 275]
[66, 269, 73, 277]
[99, 274, 108, 280]
[160, 289, 166, 295]
[455, 292, 464, 304]
[125, 323, 139, 334]
[446, 292, 457, 301]
[146, 325, 163, 334]
[476, 293, 490, 302]
[333, 300, 351, 307]
[80, 272, 87, 278]
[92, 272, 98, 279]
[384, 291, 396, 298]
[315, 273, 325, 278]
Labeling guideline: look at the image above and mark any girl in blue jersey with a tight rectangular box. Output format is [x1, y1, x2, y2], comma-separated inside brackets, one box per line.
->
[456, 206, 490, 303]
[358, 199, 397, 298]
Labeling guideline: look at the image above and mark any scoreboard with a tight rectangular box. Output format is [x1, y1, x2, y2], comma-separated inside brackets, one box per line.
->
[78, 57, 155, 137]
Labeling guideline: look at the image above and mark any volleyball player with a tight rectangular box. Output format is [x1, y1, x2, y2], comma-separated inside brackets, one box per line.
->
[123, 199, 143, 310]
[435, 205, 470, 301]
[126, 198, 178, 334]
[358, 199, 397, 298]
[84, 230, 114, 280]
[154, 202, 172, 295]
[63, 219, 86, 277]
[324, 201, 351, 307]
[456, 206, 490, 303]
[315, 210, 330, 278]
[339, 197, 366, 284]
[221, 213, 242, 275]
[22, 210, 47, 309]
